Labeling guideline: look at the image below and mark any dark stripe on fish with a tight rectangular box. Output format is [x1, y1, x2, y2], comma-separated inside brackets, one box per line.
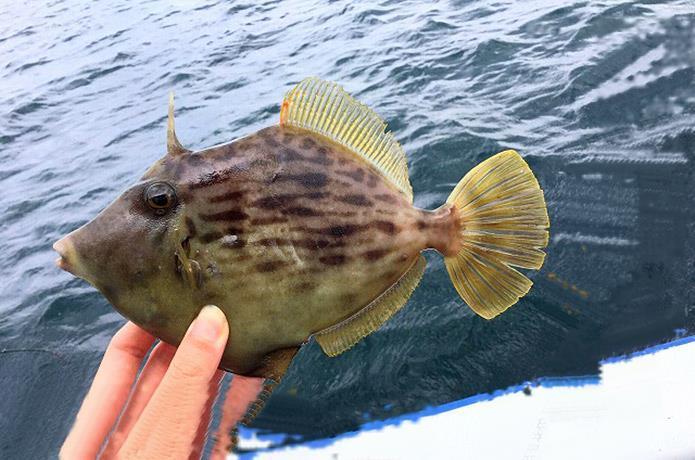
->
[319, 254, 347, 266]
[339, 194, 372, 207]
[253, 196, 283, 210]
[200, 209, 249, 222]
[256, 238, 289, 247]
[323, 224, 365, 237]
[284, 206, 322, 217]
[313, 238, 346, 249]
[251, 192, 330, 210]
[306, 148, 333, 166]
[250, 216, 288, 225]
[337, 168, 365, 183]
[373, 193, 398, 204]
[208, 190, 245, 203]
[308, 221, 396, 236]
[301, 137, 317, 149]
[280, 147, 334, 166]
[276, 172, 328, 188]
[364, 249, 389, 261]
[374, 220, 398, 235]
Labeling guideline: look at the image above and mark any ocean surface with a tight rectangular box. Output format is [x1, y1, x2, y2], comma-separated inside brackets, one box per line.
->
[1, 0, 694, 458]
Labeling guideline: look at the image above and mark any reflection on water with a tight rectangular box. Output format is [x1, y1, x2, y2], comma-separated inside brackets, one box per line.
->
[0, 0, 693, 457]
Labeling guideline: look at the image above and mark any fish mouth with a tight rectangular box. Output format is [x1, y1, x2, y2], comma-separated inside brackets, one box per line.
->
[53, 237, 78, 276]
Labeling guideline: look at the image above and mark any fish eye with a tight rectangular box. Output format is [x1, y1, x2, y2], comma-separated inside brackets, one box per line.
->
[144, 182, 177, 214]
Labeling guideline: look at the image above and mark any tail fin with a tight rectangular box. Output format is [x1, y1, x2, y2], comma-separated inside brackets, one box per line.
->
[445, 150, 549, 319]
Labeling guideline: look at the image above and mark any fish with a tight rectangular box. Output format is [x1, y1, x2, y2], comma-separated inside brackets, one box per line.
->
[53, 77, 549, 388]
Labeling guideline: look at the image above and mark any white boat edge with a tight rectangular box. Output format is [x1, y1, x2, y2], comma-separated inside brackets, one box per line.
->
[235, 335, 695, 460]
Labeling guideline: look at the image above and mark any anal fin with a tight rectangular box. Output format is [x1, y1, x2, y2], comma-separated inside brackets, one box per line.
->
[240, 379, 279, 426]
[314, 255, 426, 357]
[248, 346, 299, 382]
[241, 346, 300, 426]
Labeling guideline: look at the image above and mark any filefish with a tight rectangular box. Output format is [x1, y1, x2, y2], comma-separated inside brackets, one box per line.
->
[54, 77, 549, 386]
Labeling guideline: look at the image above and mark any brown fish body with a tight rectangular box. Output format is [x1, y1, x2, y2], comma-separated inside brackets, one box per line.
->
[54, 77, 549, 384]
[134, 126, 454, 374]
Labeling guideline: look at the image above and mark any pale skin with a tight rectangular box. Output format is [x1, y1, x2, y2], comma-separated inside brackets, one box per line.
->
[60, 305, 264, 460]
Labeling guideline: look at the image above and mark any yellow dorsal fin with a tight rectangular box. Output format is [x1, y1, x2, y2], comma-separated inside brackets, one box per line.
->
[314, 255, 426, 357]
[280, 77, 413, 202]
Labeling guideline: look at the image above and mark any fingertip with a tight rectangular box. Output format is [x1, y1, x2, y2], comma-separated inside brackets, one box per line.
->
[188, 305, 228, 347]
[161, 305, 229, 381]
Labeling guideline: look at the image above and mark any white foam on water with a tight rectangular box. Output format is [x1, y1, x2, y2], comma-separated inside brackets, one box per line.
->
[552, 232, 638, 247]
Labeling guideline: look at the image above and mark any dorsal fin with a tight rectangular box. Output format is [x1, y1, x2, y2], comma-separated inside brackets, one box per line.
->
[167, 92, 190, 157]
[280, 77, 413, 202]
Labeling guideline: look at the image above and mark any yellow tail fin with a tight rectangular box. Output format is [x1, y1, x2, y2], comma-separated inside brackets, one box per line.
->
[445, 150, 549, 319]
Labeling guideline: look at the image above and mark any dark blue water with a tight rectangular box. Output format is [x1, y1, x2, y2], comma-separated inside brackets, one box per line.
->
[1, 1, 694, 458]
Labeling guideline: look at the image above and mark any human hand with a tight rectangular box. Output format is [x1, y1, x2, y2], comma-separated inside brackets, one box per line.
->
[60, 305, 264, 459]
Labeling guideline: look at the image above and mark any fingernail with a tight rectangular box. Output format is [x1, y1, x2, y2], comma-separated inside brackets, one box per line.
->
[190, 305, 226, 343]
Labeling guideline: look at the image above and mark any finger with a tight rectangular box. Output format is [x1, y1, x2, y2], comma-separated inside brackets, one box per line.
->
[118, 305, 229, 459]
[188, 369, 224, 460]
[101, 341, 176, 457]
[61, 322, 154, 460]
[211, 375, 264, 459]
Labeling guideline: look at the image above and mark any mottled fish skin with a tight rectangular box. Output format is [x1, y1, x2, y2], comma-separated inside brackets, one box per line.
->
[134, 126, 454, 374]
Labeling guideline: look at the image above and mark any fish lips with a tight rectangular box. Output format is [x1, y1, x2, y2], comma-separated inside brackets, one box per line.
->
[53, 236, 80, 277]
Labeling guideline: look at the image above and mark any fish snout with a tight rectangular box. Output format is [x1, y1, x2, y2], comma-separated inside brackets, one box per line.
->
[53, 235, 79, 275]
[53, 230, 97, 282]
